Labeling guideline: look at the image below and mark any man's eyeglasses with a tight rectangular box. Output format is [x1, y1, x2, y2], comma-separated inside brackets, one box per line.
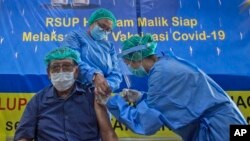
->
[50, 63, 76, 73]
[96, 22, 112, 33]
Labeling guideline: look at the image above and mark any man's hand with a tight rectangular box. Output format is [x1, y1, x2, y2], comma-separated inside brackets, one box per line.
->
[121, 88, 142, 103]
[93, 73, 111, 95]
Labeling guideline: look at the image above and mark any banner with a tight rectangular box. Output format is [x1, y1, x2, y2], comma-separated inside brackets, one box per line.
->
[0, 0, 250, 140]
[0, 91, 250, 140]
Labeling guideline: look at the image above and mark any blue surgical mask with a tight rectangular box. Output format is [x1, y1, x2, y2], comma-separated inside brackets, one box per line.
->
[128, 65, 147, 77]
[90, 24, 109, 40]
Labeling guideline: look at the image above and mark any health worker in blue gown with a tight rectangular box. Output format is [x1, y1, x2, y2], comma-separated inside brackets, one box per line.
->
[106, 34, 247, 141]
[62, 8, 122, 96]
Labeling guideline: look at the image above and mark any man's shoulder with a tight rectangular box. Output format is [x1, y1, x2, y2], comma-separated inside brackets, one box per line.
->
[75, 81, 94, 94]
[75, 81, 95, 102]
[35, 85, 54, 98]
[25, 85, 54, 106]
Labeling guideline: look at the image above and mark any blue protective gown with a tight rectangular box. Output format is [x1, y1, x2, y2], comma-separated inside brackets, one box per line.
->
[107, 52, 247, 141]
[62, 29, 122, 91]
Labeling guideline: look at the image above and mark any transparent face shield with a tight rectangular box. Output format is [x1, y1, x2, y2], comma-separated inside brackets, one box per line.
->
[117, 45, 147, 88]
[118, 48, 132, 89]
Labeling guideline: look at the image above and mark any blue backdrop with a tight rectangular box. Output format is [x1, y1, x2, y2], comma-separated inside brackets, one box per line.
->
[0, 0, 250, 92]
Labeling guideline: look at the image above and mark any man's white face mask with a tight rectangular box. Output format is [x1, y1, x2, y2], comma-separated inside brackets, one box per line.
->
[50, 72, 75, 91]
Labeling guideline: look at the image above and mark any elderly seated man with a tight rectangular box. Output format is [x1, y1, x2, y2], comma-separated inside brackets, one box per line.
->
[14, 47, 118, 141]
